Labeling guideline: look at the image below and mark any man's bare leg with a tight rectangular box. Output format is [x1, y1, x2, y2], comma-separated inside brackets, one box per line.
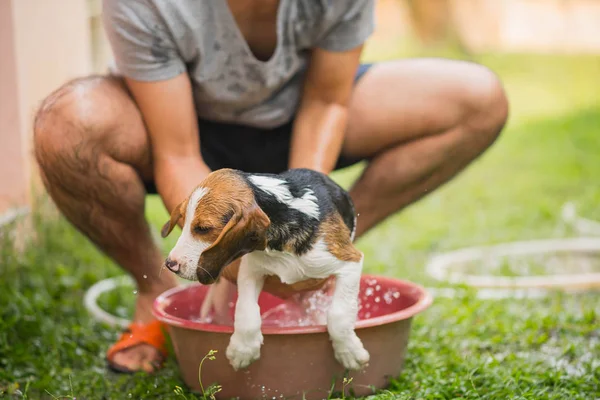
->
[343, 59, 509, 237]
[34, 76, 176, 372]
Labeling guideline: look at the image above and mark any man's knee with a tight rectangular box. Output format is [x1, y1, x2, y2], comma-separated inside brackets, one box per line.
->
[461, 64, 509, 144]
[34, 76, 123, 179]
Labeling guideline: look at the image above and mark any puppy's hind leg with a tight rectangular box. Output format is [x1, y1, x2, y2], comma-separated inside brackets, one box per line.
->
[226, 256, 265, 370]
[327, 255, 370, 370]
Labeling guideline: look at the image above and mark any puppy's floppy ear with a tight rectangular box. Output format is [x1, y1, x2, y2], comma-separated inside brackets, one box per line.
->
[198, 202, 270, 275]
[161, 198, 189, 238]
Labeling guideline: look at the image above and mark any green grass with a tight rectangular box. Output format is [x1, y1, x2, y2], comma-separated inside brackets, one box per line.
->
[2, 46, 600, 398]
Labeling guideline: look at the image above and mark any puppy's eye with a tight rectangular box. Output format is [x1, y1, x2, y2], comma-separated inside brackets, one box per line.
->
[193, 226, 212, 234]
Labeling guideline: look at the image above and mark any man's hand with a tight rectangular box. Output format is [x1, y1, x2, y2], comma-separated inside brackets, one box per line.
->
[289, 45, 363, 174]
[124, 73, 211, 215]
[220, 261, 331, 299]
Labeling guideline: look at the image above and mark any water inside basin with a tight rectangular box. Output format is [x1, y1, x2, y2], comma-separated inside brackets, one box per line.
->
[156, 275, 427, 334]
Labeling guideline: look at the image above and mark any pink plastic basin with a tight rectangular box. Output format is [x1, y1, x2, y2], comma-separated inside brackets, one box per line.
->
[153, 275, 432, 399]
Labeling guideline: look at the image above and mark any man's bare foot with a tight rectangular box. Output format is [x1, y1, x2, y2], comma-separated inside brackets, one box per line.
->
[109, 276, 178, 373]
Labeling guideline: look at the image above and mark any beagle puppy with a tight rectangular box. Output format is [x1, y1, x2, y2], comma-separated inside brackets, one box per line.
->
[161, 168, 369, 371]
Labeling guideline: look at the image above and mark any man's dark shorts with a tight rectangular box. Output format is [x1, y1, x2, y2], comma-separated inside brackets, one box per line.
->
[144, 64, 372, 194]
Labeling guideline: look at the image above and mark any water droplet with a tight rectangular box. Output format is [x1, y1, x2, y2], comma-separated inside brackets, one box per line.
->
[128, 394, 132, 398]
[375, 285, 381, 291]
[143, 274, 147, 279]
[393, 292, 400, 299]
[375, 297, 381, 303]
[133, 290, 138, 294]
[365, 287, 374, 296]
[383, 291, 393, 304]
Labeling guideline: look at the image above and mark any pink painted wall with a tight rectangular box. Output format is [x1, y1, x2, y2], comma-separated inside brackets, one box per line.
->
[0, 0, 93, 214]
[0, 0, 28, 213]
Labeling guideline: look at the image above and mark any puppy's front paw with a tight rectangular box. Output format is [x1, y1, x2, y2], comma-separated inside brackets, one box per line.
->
[332, 335, 370, 371]
[226, 332, 263, 370]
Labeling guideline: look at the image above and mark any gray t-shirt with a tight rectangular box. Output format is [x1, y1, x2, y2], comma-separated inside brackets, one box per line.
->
[102, 0, 375, 128]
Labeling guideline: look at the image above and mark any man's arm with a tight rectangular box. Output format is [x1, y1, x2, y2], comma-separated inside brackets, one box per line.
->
[124, 74, 210, 214]
[288, 45, 363, 174]
[289, 0, 374, 174]
[102, 0, 209, 214]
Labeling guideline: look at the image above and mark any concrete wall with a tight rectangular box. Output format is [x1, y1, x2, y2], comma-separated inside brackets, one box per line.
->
[376, 0, 600, 54]
[453, 0, 600, 54]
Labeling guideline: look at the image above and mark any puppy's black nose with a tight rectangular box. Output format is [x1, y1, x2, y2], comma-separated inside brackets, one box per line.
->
[165, 258, 180, 272]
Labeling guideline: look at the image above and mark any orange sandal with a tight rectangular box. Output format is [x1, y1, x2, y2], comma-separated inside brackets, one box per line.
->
[106, 320, 168, 374]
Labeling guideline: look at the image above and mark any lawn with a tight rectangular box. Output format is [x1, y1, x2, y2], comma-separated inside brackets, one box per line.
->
[1, 41, 600, 398]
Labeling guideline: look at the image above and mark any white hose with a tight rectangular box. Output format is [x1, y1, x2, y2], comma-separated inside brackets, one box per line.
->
[425, 202, 600, 298]
[83, 276, 133, 328]
[426, 287, 550, 299]
[426, 237, 600, 291]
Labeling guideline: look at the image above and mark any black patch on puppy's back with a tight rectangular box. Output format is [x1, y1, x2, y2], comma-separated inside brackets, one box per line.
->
[243, 169, 356, 255]
[281, 169, 355, 234]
